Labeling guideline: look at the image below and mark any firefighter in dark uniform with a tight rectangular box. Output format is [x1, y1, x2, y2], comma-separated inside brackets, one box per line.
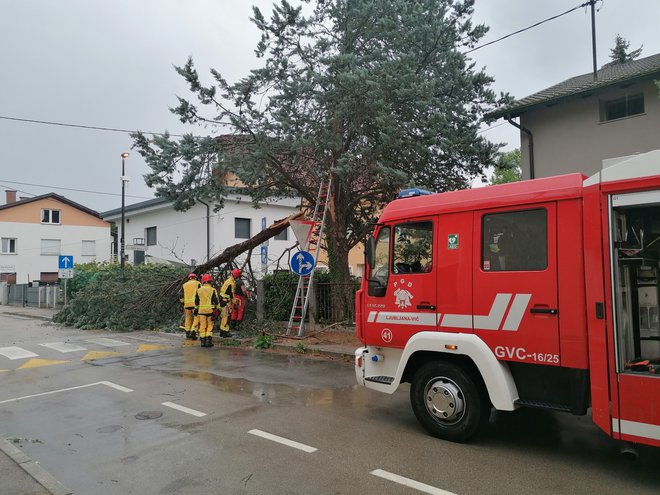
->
[180, 273, 201, 340]
[194, 274, 219, 348]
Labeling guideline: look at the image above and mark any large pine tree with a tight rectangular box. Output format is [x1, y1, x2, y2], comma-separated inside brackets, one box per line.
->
[133, 0, 508, 319]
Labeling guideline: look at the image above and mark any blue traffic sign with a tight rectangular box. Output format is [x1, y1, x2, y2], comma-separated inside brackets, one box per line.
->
[290, 250, 315, 276]
[58, 255, 74, 269]
[260, 245, 268, 265]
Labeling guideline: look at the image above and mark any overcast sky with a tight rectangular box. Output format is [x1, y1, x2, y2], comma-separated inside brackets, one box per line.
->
[1, 0, 659, 213]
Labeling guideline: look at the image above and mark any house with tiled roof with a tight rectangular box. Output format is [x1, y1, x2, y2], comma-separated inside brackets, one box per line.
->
[487, 52, 660, 179]
[0, 190, 112, 284]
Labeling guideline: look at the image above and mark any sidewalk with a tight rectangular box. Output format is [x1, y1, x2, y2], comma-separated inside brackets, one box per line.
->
[0, 438, 71, 495]
[0, 304, 59, 321]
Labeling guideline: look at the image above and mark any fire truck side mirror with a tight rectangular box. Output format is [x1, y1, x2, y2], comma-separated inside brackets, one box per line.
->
[366, 237, 376, 268]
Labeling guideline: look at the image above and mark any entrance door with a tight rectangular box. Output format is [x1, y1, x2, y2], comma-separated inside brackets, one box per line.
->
[362, 218, 437, 348]
[609, 190, 660, 446]
[471, 204, 560, 365]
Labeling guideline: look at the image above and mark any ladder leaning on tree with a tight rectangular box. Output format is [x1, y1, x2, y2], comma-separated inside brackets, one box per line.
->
[286, 174, 332, 336]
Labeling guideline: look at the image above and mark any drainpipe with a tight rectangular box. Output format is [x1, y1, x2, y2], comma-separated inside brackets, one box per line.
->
[198, 200, 211, 263]
[506, 116, 535, 179]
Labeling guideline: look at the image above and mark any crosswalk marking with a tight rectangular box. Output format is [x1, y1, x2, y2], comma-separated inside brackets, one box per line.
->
[81, 351, 123, 361]
[0, 347, 39, 360]
[40, 342, 87, 353]
[0, 337, 174, 369]
[18, 358, 70, 370]
[136, 344, 171, 352]
[85, 338, 132, 347]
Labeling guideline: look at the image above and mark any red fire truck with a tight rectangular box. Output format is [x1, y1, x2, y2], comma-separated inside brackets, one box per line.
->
[355, 150, 660, 448]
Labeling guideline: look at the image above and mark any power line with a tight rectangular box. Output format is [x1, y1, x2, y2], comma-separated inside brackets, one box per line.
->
[0, 114, 189, 137]
[466, 1, 591, 54]
[0, 179, 153, 200]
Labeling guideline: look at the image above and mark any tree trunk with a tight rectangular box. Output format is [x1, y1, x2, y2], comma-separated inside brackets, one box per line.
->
[326, 179, 354, 323]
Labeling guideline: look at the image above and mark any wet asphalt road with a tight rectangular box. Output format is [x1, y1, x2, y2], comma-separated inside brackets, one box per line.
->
[1, 313, 659, 495]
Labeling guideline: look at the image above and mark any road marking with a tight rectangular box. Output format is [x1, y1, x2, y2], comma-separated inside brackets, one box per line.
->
[18, 358, 70, 369]
[81, 351, 123, 361]
[40, 342, 87, 353]
[0, 381, 133, 405]
[99, 381, 134, 393]
[162, 401, 207, 417]
[370, 469, 457, 495]
[86, 338, 131, 347]
[137, 344, 172, 352]
[0, 347, 39, 360]
[248, 429, 317, 453]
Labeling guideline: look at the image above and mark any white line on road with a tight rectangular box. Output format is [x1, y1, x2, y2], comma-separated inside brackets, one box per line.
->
[0, 381, 133, 405]
[99, 381, 134, 393]
[248, 429, 317, 453]
[40, 342, 87, 353]
[371, 469, 457, 495]
[85, 338, 131, 347]
[162, 401, 207, 417]
[0, 346, 39, 360]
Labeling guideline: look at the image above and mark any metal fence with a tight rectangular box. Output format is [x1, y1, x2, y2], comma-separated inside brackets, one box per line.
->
[312, 282, 356, 324]
[2, 283, 60, 308]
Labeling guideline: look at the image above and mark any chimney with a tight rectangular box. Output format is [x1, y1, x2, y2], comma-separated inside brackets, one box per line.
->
[5, 190, 17, 205]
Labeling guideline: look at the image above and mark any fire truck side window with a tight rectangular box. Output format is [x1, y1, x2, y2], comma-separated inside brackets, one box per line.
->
[392, 221, 433, 274]
[482, 209, 547, 271]
[371, 226, 391, 286]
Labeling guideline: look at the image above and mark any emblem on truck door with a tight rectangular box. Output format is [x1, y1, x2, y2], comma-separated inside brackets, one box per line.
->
[393, 279, 414, 309]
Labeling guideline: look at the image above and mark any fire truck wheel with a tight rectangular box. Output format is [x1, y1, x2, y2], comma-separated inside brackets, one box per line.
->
[410, 361, 490, 443]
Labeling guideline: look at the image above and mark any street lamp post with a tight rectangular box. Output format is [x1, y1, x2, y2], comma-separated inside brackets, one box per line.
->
[120, 152, 130, 270]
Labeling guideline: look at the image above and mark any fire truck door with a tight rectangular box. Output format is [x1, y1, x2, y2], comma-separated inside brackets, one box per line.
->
[362, 218, 437, 347]
[471, 204, 560, 365]
[608, 191, 660, 446]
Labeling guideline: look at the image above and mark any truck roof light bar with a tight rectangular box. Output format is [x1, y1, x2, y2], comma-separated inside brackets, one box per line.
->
[397, 188, 434, 199]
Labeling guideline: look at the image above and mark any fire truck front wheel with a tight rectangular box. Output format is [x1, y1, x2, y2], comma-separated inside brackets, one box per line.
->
[410, 361, 490, 443]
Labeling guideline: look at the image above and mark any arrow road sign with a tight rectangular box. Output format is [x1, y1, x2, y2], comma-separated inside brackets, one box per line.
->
[290, 250, 315, 276]
[58, 255, 73, 269]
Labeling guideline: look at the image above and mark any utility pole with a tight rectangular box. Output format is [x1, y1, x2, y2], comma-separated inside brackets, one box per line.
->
[590, 0, 598, 80]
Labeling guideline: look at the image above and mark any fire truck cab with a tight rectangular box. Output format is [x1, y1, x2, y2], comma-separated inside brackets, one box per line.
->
[355, 150, 660, 446]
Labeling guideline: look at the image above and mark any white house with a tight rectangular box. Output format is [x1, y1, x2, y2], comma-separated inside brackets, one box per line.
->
[0, 190, 112, 284]
[101, 191, 301, 276]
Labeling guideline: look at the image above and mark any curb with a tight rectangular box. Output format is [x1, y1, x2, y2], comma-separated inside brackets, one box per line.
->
[0, 437, 72, 495]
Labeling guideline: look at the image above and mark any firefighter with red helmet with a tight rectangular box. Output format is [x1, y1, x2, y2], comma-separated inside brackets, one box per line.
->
[180, 273, 201, 340]
[194, 273, 219, 348]
[219, 268, 241, 338]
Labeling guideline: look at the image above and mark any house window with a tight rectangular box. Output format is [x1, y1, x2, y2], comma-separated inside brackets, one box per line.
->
[235, 218, 251, 239]
[41, 209, 61, 224]
[41, 239, 61, 256]
[82, 240, 96, 256]
[274, 228, 288, 241]
[1, 238, 17, 254]
[482, 209, 547, 271]
[600, 93, 644, 122]
[145, 226, 157, 246]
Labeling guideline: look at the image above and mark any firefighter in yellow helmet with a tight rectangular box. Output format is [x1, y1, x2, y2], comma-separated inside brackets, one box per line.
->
[194, 273, 219, 348]
[179, 273, 200, 340]
[218, 268, 241, 338]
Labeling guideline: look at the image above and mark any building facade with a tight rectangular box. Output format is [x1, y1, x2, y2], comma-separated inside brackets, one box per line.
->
[101, 192, 302, 276]
[0, 190, 111, 284]
[488, 53, 660, 179]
